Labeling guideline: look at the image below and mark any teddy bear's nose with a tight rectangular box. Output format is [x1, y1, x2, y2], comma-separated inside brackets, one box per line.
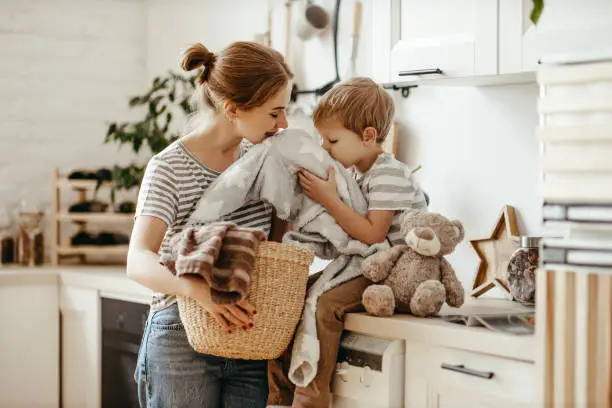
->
[414, 227, 435, 240]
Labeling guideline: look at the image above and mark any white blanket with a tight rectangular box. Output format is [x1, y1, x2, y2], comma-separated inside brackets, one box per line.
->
[188, 128, 388, 386]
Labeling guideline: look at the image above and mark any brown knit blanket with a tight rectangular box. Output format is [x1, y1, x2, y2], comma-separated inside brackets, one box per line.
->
[161, 222, 267, 304]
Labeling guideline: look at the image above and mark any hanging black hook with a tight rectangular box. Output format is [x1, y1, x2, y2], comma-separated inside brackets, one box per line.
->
[382, 83, 417, 99]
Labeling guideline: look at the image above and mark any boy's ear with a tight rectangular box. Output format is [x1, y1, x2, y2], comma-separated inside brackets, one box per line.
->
[362, 127, 378, 144]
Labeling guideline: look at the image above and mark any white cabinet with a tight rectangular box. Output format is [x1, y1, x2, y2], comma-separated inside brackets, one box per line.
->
[529, 0, 612, 64]
[372, 0, 537, 85]
[395, 0, 497, 81]
[0, 271, 59, 408]
[404, 341, 535, 408]
[343, 300, 538, 408]
[59, 269, 151, 408]
[61, 285, 101, 408]
[499, 0, 539, 74]
[0, 268, 150, 408]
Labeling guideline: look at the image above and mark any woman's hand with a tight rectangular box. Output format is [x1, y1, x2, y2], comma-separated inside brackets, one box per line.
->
[183, 276, 257, 333]
[298, 167, 339, 208]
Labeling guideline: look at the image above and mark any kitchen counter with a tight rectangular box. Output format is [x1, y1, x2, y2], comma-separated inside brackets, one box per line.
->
[0, 265, 152, 303]
[1, 267, 533, 362]
[60, 266, 151, 303]
[346, 298, 535, 362]
[0, 266, 58, 285]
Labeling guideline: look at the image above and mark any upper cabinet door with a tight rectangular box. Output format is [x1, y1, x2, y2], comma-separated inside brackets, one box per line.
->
[373, 0, 498, 83]
[499, 0, 539, 74]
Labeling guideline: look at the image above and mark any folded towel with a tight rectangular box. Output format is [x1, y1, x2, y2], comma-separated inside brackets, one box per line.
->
[211, 227, 267, 303]
[161, 222, 266, 304]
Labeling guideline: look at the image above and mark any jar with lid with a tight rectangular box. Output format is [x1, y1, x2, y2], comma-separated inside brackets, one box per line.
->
[17, 208, 45, 267]
[507, 236, 541, 304]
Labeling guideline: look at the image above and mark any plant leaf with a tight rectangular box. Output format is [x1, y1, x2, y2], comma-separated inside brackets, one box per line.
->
[129, 96, 141, 107]
[530, 0, 544, 25]
[105, 123, 117, 140]
[104, 70, 198, 167]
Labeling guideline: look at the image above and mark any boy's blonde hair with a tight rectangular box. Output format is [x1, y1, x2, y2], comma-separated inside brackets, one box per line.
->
[313, 77, 394, 143]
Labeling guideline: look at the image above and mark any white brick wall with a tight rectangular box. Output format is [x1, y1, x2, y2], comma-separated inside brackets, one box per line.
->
[0, 0, 147, 255]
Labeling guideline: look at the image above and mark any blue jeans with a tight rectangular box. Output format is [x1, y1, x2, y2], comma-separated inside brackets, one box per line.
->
[135, 303, 269, 408]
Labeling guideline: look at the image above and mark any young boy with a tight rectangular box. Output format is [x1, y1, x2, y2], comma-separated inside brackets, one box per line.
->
[268, 77, 428, 408]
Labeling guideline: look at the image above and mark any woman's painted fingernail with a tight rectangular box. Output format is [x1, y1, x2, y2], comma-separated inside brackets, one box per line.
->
[253, 310, 257, 315]
[249, 322, 254, 328]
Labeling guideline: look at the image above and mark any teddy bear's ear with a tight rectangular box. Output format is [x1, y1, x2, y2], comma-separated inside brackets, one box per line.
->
[453, 220, 465, 242]
[400, 208, 422, 224]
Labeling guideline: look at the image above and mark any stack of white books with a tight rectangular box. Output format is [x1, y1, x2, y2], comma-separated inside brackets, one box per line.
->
[538, 58, 612, 275]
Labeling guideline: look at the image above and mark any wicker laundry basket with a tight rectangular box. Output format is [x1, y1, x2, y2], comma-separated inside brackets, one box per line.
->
[177, 241, 313, 360]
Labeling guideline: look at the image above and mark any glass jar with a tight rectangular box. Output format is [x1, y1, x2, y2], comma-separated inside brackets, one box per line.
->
[507, 236, 541, 304]
[0, 233, 15, 265]
[17, 210, 45, 267]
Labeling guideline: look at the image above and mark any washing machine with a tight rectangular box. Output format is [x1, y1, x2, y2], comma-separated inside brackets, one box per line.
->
[331, 331, 405, 408]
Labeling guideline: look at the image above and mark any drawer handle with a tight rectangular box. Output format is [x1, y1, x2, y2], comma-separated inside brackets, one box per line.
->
[440, 363, 494, 380]
[398, 68, 443, 77]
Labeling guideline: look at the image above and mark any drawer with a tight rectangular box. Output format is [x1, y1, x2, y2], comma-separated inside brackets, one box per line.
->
[405, 341, 535, 408]
[390, 39, 476, 82]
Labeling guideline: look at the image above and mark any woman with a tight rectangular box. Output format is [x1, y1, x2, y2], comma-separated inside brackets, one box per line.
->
[128, 41, 293, 408]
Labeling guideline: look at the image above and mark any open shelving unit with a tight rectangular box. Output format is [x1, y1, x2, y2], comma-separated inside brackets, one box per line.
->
[51, 169, 134, 265]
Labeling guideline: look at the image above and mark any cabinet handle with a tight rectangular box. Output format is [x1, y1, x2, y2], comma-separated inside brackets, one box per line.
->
[440, 363, 494, 379]
[398, 68, 443, 76]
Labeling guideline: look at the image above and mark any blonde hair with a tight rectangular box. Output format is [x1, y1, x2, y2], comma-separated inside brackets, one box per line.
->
[313, 77, 394, 142]
[181, 42, 293, 111]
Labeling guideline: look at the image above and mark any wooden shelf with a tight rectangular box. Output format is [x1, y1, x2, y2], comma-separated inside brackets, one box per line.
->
[58, 179, 115, 190]
[58, 213, 134, 223]
[57, 245, 129, 256]
[52, 168, 134, 266]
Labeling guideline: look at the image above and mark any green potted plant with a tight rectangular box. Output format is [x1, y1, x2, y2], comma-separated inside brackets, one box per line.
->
[103, 71, 200, 201]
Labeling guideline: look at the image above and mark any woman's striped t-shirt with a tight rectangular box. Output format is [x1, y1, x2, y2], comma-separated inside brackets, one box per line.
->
[135, 140, 273, 310]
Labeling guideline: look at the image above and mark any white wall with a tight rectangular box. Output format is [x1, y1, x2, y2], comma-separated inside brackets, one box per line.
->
[393, 84, 540, 290]
[146, 0, 270, 80]
[0, 0, 147, 220]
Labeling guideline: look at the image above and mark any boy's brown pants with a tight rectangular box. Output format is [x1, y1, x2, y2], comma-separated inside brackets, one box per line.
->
[267, 275, 371, 408]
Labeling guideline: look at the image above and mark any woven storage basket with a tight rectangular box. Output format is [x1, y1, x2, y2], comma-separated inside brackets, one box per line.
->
[177, 241, 313, 360]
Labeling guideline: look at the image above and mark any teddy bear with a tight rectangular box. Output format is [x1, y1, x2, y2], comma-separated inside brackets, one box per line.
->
[361, 209, 466, 317]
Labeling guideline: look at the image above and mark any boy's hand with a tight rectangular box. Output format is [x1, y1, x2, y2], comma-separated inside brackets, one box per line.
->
[299, 167, 339, 207]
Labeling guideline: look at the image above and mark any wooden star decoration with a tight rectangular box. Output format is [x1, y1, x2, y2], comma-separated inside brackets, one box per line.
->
[470, 205, 521, 298]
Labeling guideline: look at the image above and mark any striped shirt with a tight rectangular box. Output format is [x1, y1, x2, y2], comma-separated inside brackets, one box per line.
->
[354, 152, 428, 246]
[135, 140, 273, 310]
